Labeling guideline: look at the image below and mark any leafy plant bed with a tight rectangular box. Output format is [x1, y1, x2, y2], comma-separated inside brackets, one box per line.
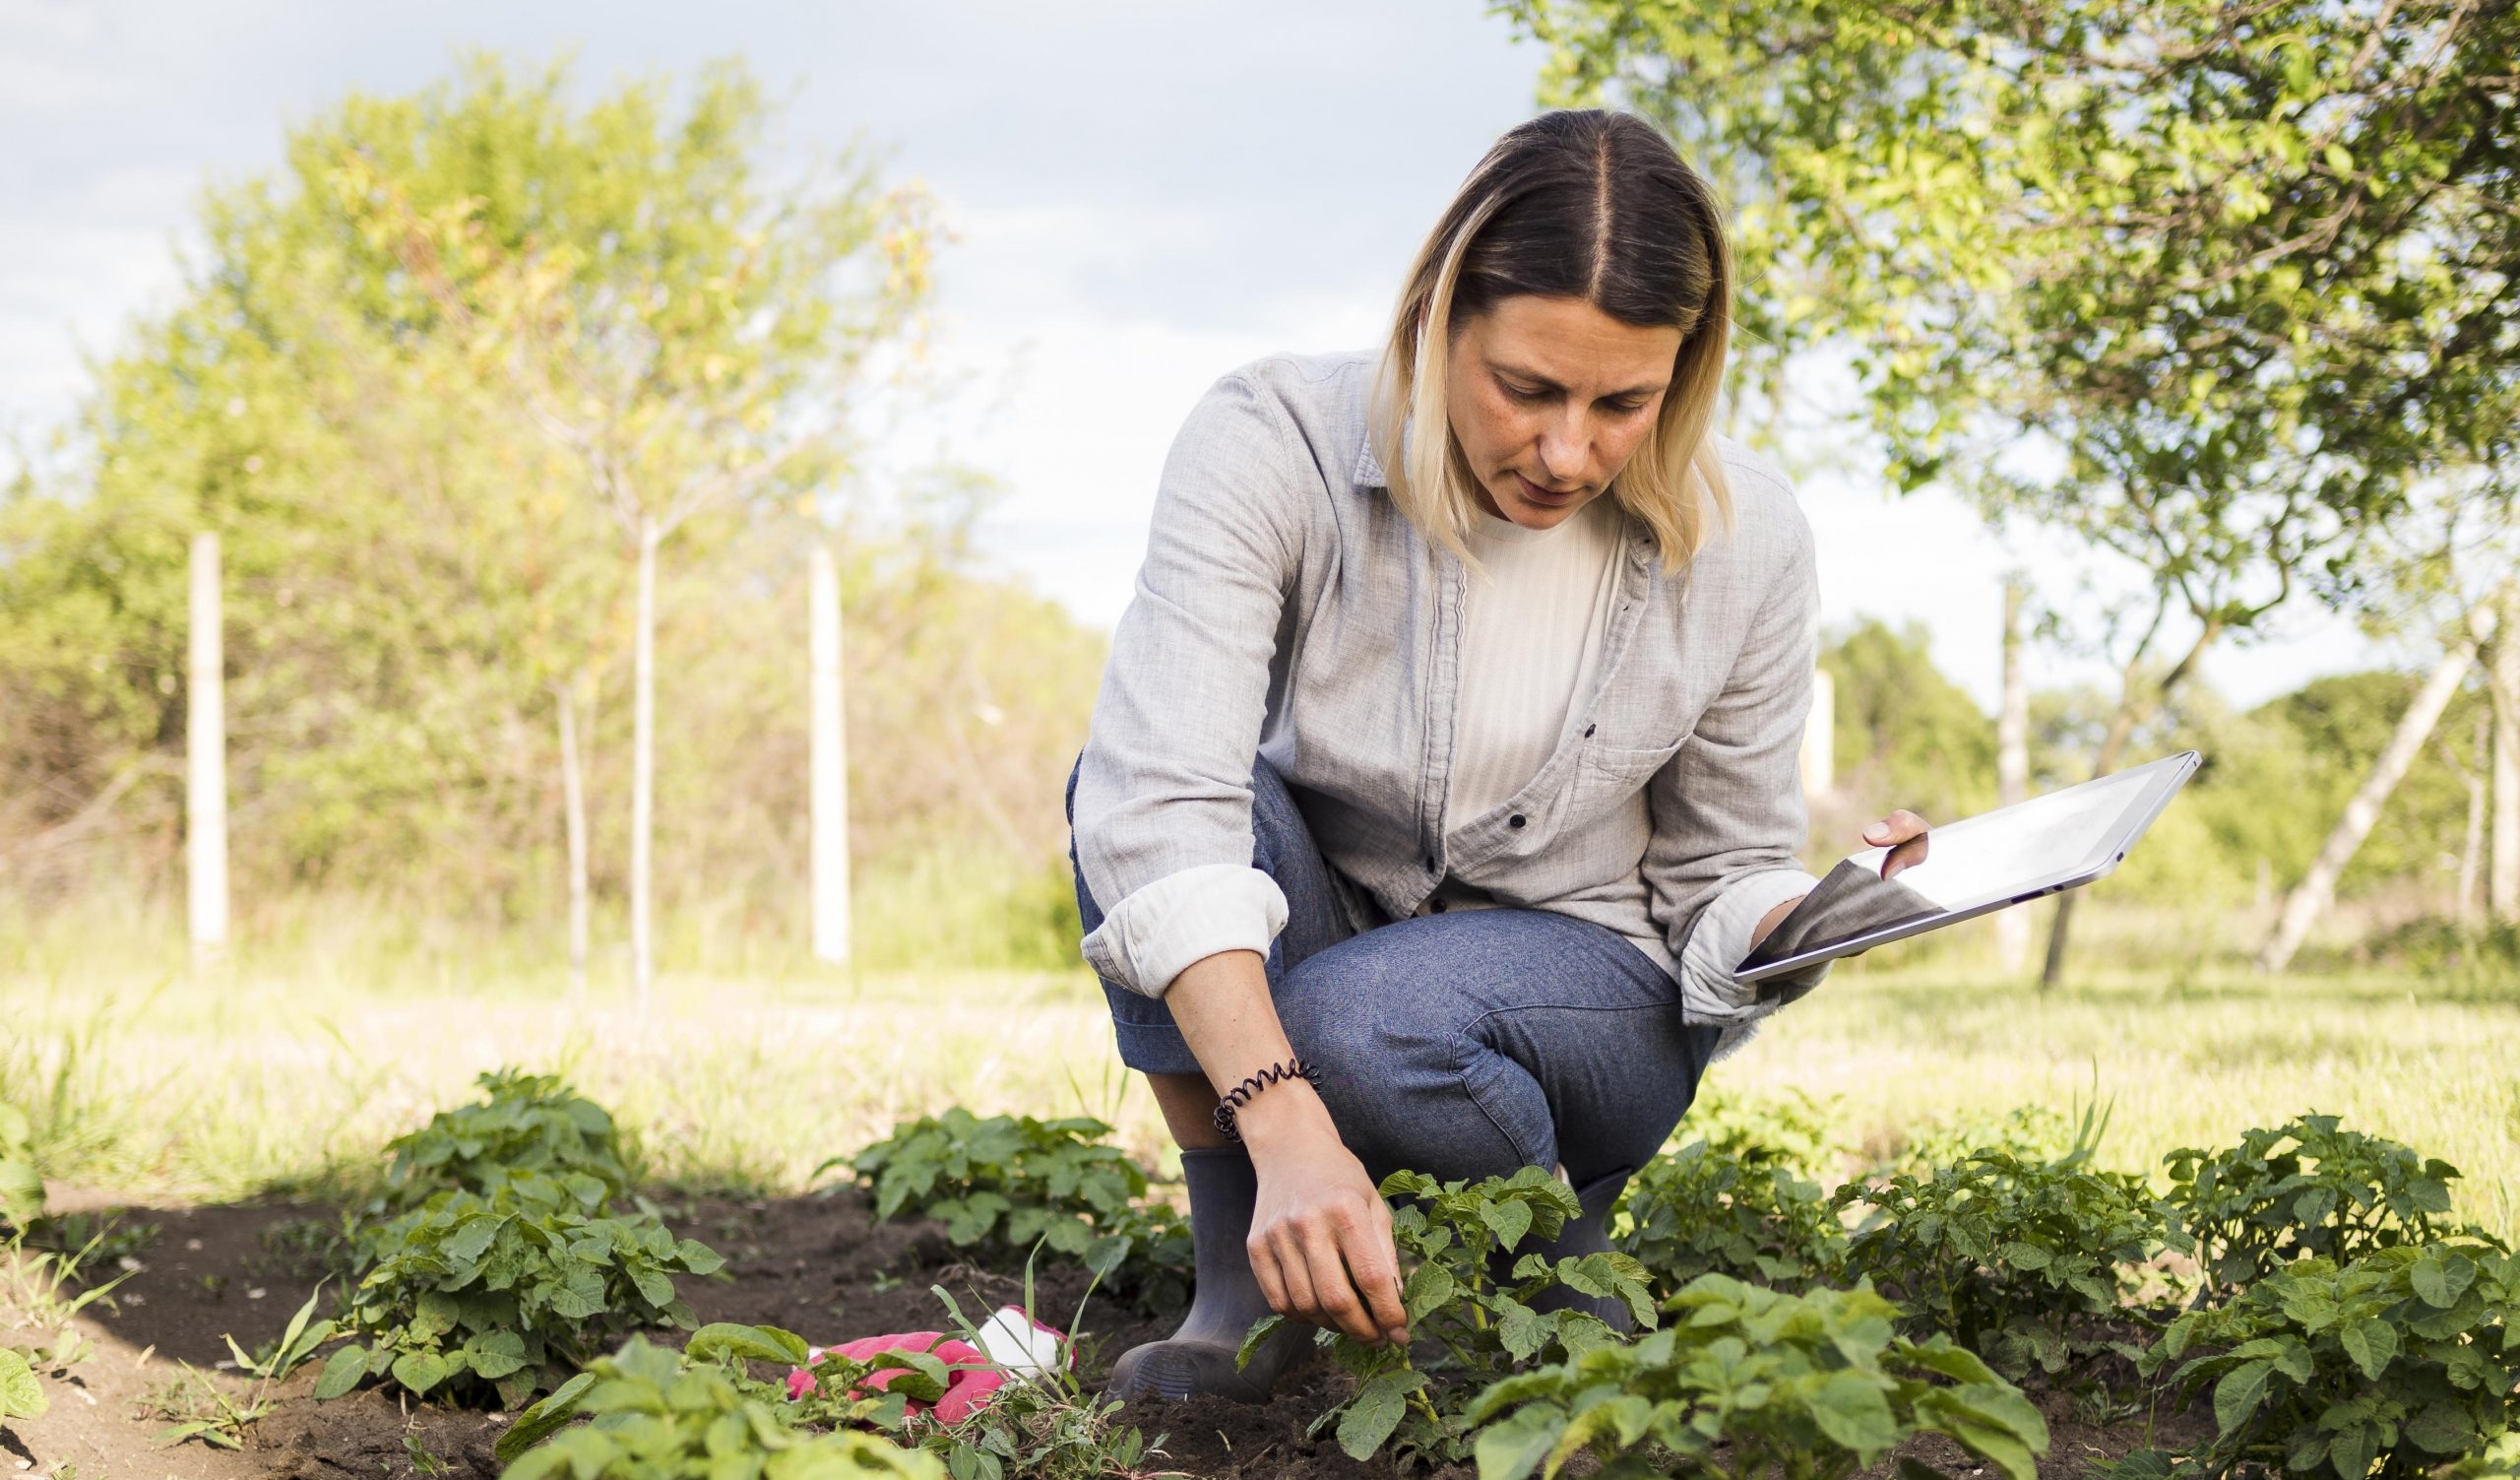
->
[4, 1183, 2218, 1480]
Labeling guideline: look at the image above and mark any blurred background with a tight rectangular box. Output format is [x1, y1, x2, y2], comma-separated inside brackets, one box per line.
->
[2, 2, 2515, 1218]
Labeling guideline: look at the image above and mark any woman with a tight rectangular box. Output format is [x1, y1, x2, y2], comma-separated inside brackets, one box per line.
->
[1063, 109, 1927, 1404]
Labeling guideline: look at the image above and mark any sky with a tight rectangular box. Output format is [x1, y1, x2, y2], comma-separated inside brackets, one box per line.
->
[0, 0, 2402, 712]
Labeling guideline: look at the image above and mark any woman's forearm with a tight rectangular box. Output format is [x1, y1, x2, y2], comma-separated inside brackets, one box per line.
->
[1163, 948, 1339, 1152]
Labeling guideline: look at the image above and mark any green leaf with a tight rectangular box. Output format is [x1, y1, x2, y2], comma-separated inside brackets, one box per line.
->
[2212, 1359, 2274, 1437]
[1496, 1298, 1550, 1362]
[391, 1350, 453, 1396]
[1480, 1198, 1535, 1253]
[2337, 1314, 2396, 1379]
[1335, 1367, 1425, 1460]
[687, 1323, 811, 1368]
[494, 1372, 596, 1463]
[1998, 1242, 2051, 1270]
[313, 1344, 369, 1400]
[1472, 1404, 1564, 1480]
[0, 1349, 46, 1421]
[1233, 1314, 1285, 1373]
[1808, 1370, 1900, 1455]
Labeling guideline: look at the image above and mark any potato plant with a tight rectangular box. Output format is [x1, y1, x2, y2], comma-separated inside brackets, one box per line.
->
[1614, 1137, 1848, 1297]
[833, 1109, 1191, 1315]
[319, 1169, 724, 1407]
[507, 1292, 1160, 1480]
[496, 1336, 942, 1480]
[1835, 1146, 2178, 1383]
[2127, 1240, 2518, 1480]
[1242, 1165, 1658, 1471]
[2164, 1113, 2471, 1297]
[379, 1067, 638, 1212]
[1465, 1274, 2050, 1480]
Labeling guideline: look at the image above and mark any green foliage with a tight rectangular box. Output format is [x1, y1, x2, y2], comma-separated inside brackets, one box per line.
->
[382, 1068, 637, 1212]
[1820, 616, 1999, 824]
[1465, 1274, 2050, 1480]
[510, 1283, 1158, 1480]
[2131, 1242, 2518, 1480]
[835, 1110, 1190, 1315]
[1679, 1085, 1846, 1177]
[1836, 1146, 2178, 1382]
[497, 1336, 941, 1480]
[1247, 1166, 1657, 1470]
[2165, 1114, 2469, 1296]
[0, 1347, 44, 1425]
[0, 1102, 41, 1231]
[325, 1171, 724, 1407]
[1615, 1139, 1849, 1297]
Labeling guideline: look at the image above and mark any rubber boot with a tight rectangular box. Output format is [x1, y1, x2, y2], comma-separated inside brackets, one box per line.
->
[1102, 1145, 1318, 1403]
[1491, 1167, 1637, 1334]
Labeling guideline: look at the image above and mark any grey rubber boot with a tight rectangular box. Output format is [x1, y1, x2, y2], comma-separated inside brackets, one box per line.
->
[1102, 1145, 1318, 1403]
[1491, 1167, 1638, 1334]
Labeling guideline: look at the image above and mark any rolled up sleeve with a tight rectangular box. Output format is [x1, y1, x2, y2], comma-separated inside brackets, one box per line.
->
[1645, 489, 1831, 1029]
[1071, 370, 1308, 997]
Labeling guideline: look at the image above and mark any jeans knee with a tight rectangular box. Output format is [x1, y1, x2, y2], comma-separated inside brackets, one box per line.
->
[1279, 971, 1534, 1186]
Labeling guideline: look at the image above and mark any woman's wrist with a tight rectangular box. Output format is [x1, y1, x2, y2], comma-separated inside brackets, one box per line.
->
[1231, 1077, 1335, 1153]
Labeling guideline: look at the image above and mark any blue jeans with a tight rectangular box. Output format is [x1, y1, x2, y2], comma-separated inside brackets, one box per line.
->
[1065, 753, 1723, 1193]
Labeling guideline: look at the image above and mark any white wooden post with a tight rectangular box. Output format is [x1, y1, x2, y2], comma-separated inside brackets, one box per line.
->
[1799, 668, 1835, 801]
[187, 532, 229, 968]
[809, 543, 853, 966]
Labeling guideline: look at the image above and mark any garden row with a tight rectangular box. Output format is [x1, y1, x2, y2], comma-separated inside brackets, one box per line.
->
[4, 1077, 2517, 1479]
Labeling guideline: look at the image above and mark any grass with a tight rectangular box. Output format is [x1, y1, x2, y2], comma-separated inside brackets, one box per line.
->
[3, 929, 2515, 1240]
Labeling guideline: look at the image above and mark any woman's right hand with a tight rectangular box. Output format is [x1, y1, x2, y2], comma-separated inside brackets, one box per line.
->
[1236, 1085, 1411, 1348]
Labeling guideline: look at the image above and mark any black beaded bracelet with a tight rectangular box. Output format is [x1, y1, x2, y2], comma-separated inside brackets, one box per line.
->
[1213, 1057, 1323, 1141]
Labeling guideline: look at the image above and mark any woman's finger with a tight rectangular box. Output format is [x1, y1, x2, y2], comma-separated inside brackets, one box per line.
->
[1270, 1226, 1321, 1325]
[1248, 1231, 1292, 1319]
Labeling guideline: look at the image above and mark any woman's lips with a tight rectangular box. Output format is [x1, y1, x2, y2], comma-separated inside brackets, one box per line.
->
[1516, 473, 1579, 504]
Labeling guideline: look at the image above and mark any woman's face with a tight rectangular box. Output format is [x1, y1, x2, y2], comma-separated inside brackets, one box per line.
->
[1442, 293, 1684, 531]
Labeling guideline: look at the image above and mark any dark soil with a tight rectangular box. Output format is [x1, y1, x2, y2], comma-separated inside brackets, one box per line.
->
[3, 1188, 2201, 1479]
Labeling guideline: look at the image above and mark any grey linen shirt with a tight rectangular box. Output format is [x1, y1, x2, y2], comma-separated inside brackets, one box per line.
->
[1070, 349, 1829, 1053]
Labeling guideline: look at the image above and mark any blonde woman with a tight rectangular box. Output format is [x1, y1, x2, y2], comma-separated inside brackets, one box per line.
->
[1064, 109, 1928, 1404]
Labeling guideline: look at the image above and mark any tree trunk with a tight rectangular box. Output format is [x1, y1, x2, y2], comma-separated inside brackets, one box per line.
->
[187, 531, 229, 974]
[809, 543, 852, 967]
[632, 515, 660, 1013]
[558, 671, 591, 1001]
[1995, 577, 2033, 973]
[2257, 634, 2480, 973]
[2491, 584, 2520, 925]
[2040, 613, 2221, 990]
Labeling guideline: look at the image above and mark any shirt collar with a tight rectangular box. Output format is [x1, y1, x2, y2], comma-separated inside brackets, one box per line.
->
[1353, 414, 1402, 489]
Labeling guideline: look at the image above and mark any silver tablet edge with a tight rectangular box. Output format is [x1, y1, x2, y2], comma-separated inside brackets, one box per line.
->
[1728, 749, 2201, 987]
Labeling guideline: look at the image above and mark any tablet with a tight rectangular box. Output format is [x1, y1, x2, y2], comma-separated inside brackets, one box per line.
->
[1730, 749, 2202, 988]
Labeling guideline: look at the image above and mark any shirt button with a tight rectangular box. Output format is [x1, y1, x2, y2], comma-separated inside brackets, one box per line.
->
[1423, 855, 1436, 870]
[1508, 814, 1526, 828]
[1584, 724, 1597, 738]
[1430, 899, 1448, 913]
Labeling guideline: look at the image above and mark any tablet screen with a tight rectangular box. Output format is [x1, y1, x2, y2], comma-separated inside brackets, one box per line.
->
[1732, 756, 2192, 982]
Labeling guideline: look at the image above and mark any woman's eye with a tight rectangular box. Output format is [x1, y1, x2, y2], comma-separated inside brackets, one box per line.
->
[1608, 400, 1647, 415]
[1504, 383, 1547, 403]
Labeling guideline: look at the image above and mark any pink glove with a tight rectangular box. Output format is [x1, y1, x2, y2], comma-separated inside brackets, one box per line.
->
[786, 1308, 1067, 1426]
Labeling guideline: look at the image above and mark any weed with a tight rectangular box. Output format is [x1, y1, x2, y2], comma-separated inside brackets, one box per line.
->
[140, 1360, 271, 1450]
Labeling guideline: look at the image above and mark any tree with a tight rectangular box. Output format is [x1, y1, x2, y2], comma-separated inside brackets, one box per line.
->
[333, 57, 939, 1007]
[1501, 0, 2520, 983]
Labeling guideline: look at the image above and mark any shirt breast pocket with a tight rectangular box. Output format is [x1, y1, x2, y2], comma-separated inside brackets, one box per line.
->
[1570, 740, 1672, 815]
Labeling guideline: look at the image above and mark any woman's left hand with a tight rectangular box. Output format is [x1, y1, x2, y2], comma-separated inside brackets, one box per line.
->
[1862, 809, 1931, 879]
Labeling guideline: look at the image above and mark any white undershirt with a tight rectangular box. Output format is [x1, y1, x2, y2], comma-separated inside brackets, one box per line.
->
[1446, 494, 1626, 821]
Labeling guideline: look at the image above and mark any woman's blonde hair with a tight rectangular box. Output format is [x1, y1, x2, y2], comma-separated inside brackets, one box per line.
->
[1368, 109, 1733, 574]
